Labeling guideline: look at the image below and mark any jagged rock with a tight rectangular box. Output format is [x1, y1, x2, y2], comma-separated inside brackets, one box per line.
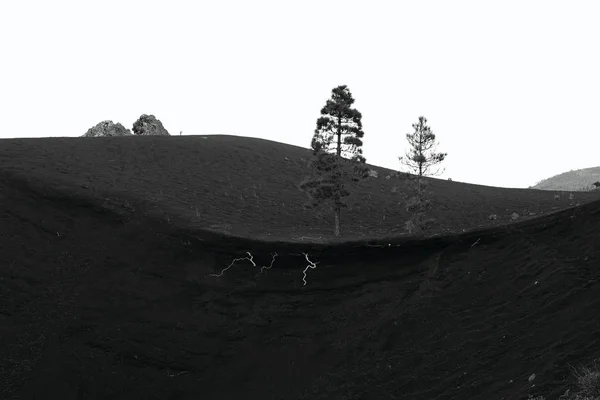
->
[488, 214, 498, 220]
[132, 114, 170, 136]
[82, 120, 132, 137]
[511, 212, 520, 220]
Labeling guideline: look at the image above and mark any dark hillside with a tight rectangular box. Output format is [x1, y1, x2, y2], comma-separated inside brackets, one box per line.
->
[532, 166, 600, 191]
[1, 135, 599, 242]
[1, 167, 600, 399]
[2, 135, 600, 399]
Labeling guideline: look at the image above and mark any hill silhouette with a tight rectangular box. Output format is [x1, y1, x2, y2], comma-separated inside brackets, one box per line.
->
[1, 134, 600, 399]
[531, 166, 600, 191]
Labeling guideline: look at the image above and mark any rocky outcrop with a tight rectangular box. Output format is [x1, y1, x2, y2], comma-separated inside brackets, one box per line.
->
[132, 114, 170, 136]
[82, 120, 132, 137]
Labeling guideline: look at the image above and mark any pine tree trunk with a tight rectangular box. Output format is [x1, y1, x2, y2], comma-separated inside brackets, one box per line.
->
[333, 114, 342, 237]
[334, 204, 341, 236]
[337, 115, 342, 157]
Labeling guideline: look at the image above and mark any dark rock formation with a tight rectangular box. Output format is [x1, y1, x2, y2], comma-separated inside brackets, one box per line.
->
[82, 120, 133, 137]
[132, 114, 170, 136]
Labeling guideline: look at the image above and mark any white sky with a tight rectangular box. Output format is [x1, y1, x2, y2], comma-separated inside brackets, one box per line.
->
[1, 0, 599, 188]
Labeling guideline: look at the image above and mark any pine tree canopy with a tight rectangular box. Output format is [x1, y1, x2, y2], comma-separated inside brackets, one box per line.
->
[311, 85, 366, 164]
[401, 116, 447, 177]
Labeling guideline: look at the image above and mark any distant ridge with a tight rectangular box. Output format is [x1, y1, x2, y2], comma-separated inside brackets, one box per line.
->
[531, 166, 600, 191]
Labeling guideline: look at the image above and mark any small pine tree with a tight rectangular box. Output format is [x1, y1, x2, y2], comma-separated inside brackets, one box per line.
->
[399, 116, 447, 233]
[298, 85, 369, 237]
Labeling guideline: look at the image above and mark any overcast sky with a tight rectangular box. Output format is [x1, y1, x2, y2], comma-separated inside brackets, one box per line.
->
[1, 1, 599, 188]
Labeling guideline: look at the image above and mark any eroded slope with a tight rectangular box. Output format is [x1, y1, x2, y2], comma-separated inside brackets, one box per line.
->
[2, 170, 599, 399]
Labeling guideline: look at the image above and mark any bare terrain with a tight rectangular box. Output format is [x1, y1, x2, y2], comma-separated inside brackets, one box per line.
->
[1, 134, 599, 399]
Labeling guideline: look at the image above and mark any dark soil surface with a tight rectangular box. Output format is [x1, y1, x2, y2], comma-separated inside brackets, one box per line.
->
[1, 135, 598, 242]
[1, 135, 599, 399]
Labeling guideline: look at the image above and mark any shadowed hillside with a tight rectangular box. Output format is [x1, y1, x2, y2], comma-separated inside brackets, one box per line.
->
[532, 166, 600, 191]
[1, 135, 600, 399]
[1, 135, 599, 242]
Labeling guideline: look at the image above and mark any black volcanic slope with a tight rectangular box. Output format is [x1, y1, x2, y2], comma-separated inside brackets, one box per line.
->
[1, 135, 599, 400]
[1, 134, 599, 242]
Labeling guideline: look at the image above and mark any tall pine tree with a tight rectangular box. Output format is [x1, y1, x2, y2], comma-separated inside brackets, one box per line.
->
[299, 85, 368, 237]
[399, 116, 447, 233]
